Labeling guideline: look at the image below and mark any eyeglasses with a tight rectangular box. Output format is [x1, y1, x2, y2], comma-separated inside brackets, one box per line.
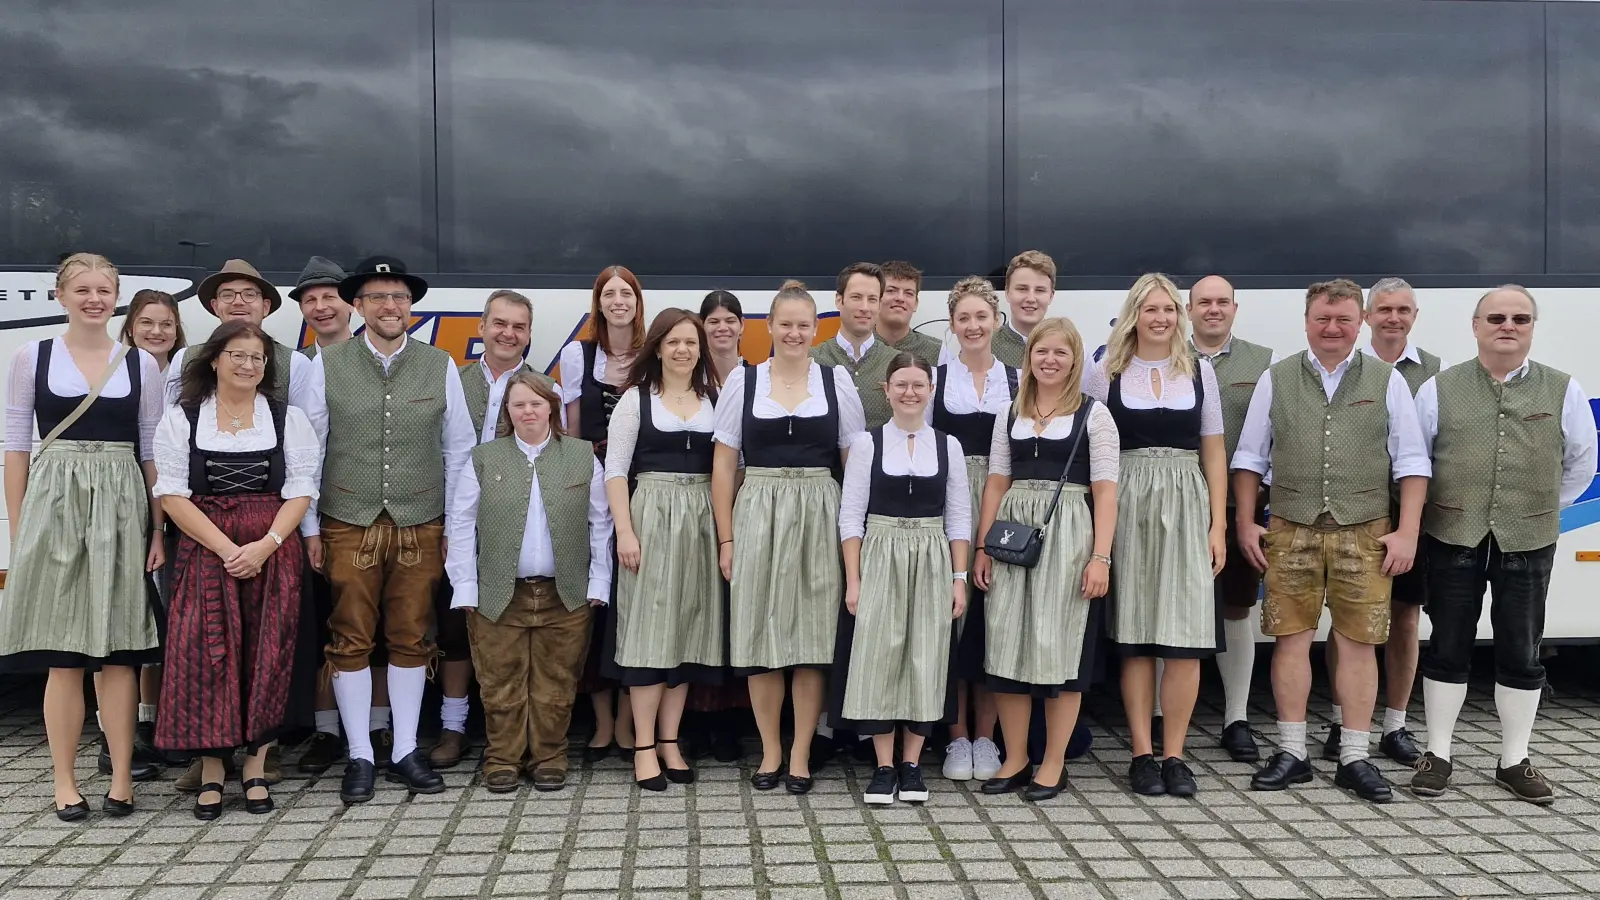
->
[222, 350, 267, 367]
[887, 381, 930, 393]
[217, 288, 262, 302]
[1479, 313, 1534, 326]
[358, 291, 413, 304]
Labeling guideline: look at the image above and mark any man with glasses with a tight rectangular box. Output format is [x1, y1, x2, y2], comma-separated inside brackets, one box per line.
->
[1410, 286, 1595, 804]
[302, 256, 476, 803]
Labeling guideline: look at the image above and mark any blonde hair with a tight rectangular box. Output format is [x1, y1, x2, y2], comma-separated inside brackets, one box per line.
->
[1016, 317, 1085, 419]
[56, 252, 119, 296]
[1005, 249, 1057, 285]
[771, 279, 817, 317]
[946, 275, 998, 318]
[1103, 273, 1195, 379]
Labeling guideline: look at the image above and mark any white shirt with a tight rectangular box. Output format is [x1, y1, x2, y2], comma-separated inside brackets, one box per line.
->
[300, 333, 477, 537]
[1082, 356, 1224, 437]
[839, 424, 971, 543]
[166, 344, 317, 425]
[603, 387, 715, 481]
[152, 396, 321, 501]
[1231, 349, 1432, 480]
[712, 361, 867, 450]
[925, 355, 1013, 423]
[446, 434, 615, 609]
[1414, 361, 1597, 508]
[5, 339, 163, 461]
[833, 332, 878, 363]
[986, 401, 1121, 484]
[557, 341, 634, 407]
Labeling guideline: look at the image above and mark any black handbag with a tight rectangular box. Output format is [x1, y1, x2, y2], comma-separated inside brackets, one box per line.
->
[982, 399, 1092, 569]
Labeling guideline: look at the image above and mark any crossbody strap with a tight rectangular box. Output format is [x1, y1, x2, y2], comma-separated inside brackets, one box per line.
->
[1036, 397, 1094, 533]
[34, 342, 135, 459]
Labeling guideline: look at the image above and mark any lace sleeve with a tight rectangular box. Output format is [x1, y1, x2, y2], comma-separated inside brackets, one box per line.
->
[5, 342, 36, 453]
[1198, 358, 1224, 437]
[987, 404, 1012, 477]
[137, 349, 162, 461]
[150, 407, 192, 499]
[1082, 357, 1110, 404]
[280, 406, 323, 501]
[604, 388, 642, 481]
[1087, 401, 1121, 484]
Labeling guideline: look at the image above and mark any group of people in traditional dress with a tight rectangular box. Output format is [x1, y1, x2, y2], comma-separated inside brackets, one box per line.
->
[0, 249, 1589, 822]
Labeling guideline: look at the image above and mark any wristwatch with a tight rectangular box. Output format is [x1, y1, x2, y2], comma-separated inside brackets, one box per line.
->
[952, 571, 968, 583]
[267, 530, 285, 546]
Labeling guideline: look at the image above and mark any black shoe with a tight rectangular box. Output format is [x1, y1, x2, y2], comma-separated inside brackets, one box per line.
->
[1334, 758, 1393, 803]
[98, 734, 161, 782]
[809, 734, 838, 772]
[584, 742, 613, 763]
[1379, 727, 1421, 765]
[785, 771, 814, 795]
[102, 792, 135, 818]
[242, 777, 274, 815]
[55, 796, 89, 822]
[1251, 752, 1313, 791]
[1129, 754, 1165, 796]
[1321, 725, 1342, 761]
[371, 729, 394, 771]
[633, 743, 668, 792]
[751, 769, 783, 791]
[297, 731, 346, 774]
[980, 767, 1035, 795]
[658, 738, 694, 784]
[863, 766, 897, 805]
[1220, 721, 1260, 763]
[1022, 767, 1066, 802]
[897, 762, 929, 803]
[386, 749, 446, 794]
[1067, 723, 1094, 760]
[340, 759, 376, 805]
[712, 712, 744, 763]
[1162, 757, 1198, 798]
[193, 783, 224, 821]
[133, 721, 165, 770]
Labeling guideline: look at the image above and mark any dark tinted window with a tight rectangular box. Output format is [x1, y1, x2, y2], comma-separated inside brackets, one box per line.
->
[1008, 0, 1545, 278]
[436, 0, 1003, 276]
[1549, 3, 1600, 274]
[0, 1, 434, 270]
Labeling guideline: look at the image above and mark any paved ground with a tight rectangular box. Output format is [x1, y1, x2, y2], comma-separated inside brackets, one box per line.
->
[2, 656, 1600, 900]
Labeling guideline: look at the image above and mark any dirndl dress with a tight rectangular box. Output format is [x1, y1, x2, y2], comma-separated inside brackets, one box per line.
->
[985, 401, 1104, 697]
[0, 339, 160, 671]
[573, 339, 625, 694]
[1103, 372, 1220, 659]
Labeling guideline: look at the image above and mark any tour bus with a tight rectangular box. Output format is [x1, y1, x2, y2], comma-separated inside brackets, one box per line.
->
[3, 0, 1599, 641]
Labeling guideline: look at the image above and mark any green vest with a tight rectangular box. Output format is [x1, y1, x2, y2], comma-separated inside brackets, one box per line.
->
[264, 341, 294, 407]
[1194, 337, 1274, 501]
[299, 342, 318, 361]
[992, 325, 1027, 370]
[319, 339, 451, 527]
[889, 330, 944, 366]
[471, 435, 598, 620]
[458, 360, 557, 442]
[1425, 360, 1570, 552]
[811, 338, 899, 429]
[1390, 346, 1442, 397]
[1268, 351, 1394, 526]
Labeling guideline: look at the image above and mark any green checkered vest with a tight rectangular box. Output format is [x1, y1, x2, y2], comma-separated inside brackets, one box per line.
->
[1194, 337, 1274, 503]
[992, 325, 1027, 370]
[1392, 347, 1442, 396]
[1268, 351, 1394, 526]
[263, 341, 294, 407]
[1425, 360, 1570, 552]
[811, 338, 899, 429]
[890, 330, 944, 367]
[471, 435, 598, 620]
[319, 339, 450, 527]
[458, 361, 557, 441]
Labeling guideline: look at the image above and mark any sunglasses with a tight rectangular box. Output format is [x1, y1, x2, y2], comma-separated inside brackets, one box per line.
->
[1479, 313, 1534, 326]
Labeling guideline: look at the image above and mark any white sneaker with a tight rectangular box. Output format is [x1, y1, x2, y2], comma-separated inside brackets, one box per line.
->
[941, 737, 973, 781]
[971, 737, 1002, 781]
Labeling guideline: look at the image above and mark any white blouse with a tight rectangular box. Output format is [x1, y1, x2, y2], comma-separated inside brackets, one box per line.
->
[151, 396, 322, 501]
[986, 401, 1121, 483]
[712, 361, 867, 450]
[1082, 355, 1224, 437]
[602, 387, 715, 480]
[839, 424, 970, 544]
[926, 355, 1014, 422]
[5, 339, 163, 460]
[557, 340, 634, 407]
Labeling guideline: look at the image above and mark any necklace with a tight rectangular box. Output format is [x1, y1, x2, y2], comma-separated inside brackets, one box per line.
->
[217, 397, 250, 431]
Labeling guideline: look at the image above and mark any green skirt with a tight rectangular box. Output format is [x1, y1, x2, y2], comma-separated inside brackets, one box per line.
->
[615, 473, 724, 671]
[1110, 449, 1218, 657]
[0, 442, 159, 660]
[842, 516, 953, 722]
[729, 467, 842, 671]
[984, 480, 1095, 687]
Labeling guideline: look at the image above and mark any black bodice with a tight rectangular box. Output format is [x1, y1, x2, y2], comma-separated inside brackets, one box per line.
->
[1105, 369, 1203, 452]
[33, 339, 141, 443]
[629, 389, 717, 477]
[865, 426, 949, 518]
[184, 398, 288, 496]
[1006, 396, 1095, 485]
[740, 363, 841, 473]
[930, 362, 1019, 457]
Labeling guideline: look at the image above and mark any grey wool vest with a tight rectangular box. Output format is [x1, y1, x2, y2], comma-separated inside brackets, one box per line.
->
[1268, 351, 1394, 526]
[1195, 337, 1274, 500]
[299, 342, 318, 361]
[992, 326, 1027, 371]
[458, 361, 557, 441]
[1425, 360, 1570, 553]
[810, 339, 899, 429]
[319, 339, 450, 527]
[471, 435, 598, 620]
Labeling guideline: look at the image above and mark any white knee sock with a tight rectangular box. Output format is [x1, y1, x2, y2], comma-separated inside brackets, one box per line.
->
[369, 706, 391, 732]
[1494, 683, 1541, 769]
[332, 668, 374, 763]
[314, 709, 342, 737]
[1339, 728, 1370, 766]
[389, 665, 427, 762]
[1382, 707, 1407, 737]
[1217, 618, 1256, 725]
[815, 713, 834, 740]
[1152, 659, 1165, 719]
[441, 696, 469, 734]
[1276, 721, 1307, 761]
[1422, 678, 1467, 762]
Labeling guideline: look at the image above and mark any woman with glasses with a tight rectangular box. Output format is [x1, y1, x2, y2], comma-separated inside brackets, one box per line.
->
[152, 321, 320, 819]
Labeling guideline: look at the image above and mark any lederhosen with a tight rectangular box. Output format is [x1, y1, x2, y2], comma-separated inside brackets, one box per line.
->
[576, 339, 625, 693]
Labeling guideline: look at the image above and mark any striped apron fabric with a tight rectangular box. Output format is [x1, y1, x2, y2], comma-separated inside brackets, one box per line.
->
[615, 473, 724, 669]
[984, 480, 1095, 685]
[842, 515, 954, 722]
[1110, 448, 1218, 654]
[0, 441, 158, 658]
[729, 466, 842, 670]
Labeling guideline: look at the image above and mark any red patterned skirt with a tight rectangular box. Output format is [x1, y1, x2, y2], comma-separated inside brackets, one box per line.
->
[155, 493, 303, 753]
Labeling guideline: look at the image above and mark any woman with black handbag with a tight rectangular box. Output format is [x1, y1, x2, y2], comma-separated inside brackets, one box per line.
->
[972, 317, 1119, 802]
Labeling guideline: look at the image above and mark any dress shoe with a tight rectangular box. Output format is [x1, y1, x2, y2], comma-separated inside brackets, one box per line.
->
[1022, 767, 1066, 802]
[387, 749, 446, 794]
[633, 743, 668, 792]
[98, 735, 160, 782]
[1220, 721, 1260, 763]
[531, 768, 568, 792]
[1066, 724, 1093, 760]
[808, 734, 838, 772]
[1162, 757, 1198, 798]
[1334, 758, 1393, 803]
[785, 772, 814, 795]
[483, 768, 521, 794]
[1251, 752, 1313, 791]
[1495, 758, 1555, 806]
[193, 782, 224, 821]
[980, 767, 1035, 795]
[177, 756, 236, 793]
[1409, 752, 1452, 798]
[242, 777, 274, 815]
[584, 742, 613, 763]
[340, 759, 376, 805]
[133, 721, 165, 770]
[1321, 725, 1342, 761]
[1379, 728, 1421, 765]
[751, 769, 783, 791]
[55, 796, 90, 822]
[103, 792, 135, 818]
[296, 732, 345, 774]
[658, 739, 695, 784]
[429, 729, 467, 770]
[1129, 754, 1165, 796]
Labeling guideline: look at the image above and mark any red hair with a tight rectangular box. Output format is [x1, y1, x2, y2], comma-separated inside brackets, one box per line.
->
[589, 265, 646, 355]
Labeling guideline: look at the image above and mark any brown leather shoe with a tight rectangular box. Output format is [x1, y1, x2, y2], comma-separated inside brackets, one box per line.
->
[429, 729, 467, 770]
[530, 767, 568, 792]
[175, 759, 204, 794]
[483, 768, 521, 794]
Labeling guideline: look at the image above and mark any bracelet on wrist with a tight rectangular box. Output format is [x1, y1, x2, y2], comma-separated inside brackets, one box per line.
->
[1090, 553, 1112, 566]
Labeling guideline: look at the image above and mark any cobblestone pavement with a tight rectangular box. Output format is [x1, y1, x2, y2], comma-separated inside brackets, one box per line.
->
[1, 660, 1599, 900]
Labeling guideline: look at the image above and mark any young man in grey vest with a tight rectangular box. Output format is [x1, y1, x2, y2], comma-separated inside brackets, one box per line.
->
[302, 256, 477, 803]
[1188, 274, 1276, 764]
[810, 262, 901, 429]
[1410, 286, 1595, 804]
[992, 250, 1056, 370]
[1232, 279, 1431, 803]
[293, 257, 354, 360]
[876, 260, 942, 364]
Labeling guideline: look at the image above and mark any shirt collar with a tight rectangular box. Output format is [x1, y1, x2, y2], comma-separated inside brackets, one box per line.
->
[1190, 336, 1233, 359]
[1362, 342, 1421, 365]
[364, 332, 407, 362]
[834, 332, 876, 360]
[479, 356, 522, 383]
[514, 433, 551, 458]
[1306, 347, 1358, 375]
[883, 419, 931, 442]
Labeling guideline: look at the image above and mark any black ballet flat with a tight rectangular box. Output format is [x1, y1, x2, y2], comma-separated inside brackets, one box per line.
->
[980, 767, 1035, 795]
[751, 769, 783, 791]
[1022, 768, 1066, 802]
[633, 744, 668, 792]
[55, 796, 89, 822]
[658, 738, 695, 785]
[193, 782, 224, 821]
[242, 777, 274, 815]
[785, 772, 814, 795]
[102, 792, 135, 818]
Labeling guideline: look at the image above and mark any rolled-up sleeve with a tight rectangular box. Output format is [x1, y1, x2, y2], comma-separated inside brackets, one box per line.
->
[1230, 371, 1274, 475]
[1385, 370, 1432, 481]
